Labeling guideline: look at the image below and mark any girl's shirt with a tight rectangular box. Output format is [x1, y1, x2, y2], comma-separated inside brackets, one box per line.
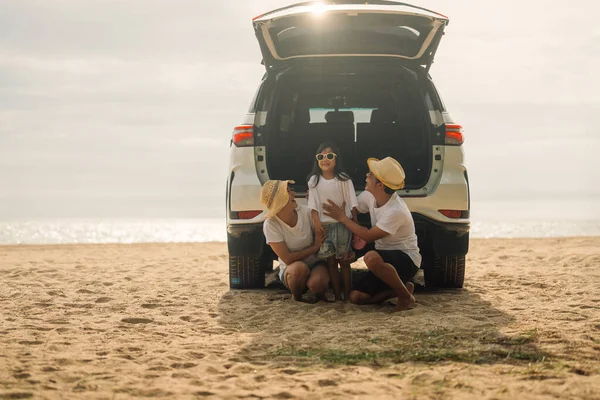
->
[308, 175, 358, 223]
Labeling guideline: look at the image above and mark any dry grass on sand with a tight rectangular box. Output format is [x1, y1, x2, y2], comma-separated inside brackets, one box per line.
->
[1, 237, 599, 399]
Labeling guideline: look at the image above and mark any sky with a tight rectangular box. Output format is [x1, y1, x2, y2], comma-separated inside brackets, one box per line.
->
[0, 0, 598, 220]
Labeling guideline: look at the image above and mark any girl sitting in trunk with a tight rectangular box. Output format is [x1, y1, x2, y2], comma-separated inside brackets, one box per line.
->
[307, 142, 359, 302]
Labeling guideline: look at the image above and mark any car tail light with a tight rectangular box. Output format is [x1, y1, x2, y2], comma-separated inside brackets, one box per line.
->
[439, 209, 469, 219]
[232, 125, 254, 147]
[237, 210, 262, 219]
[252, 12, 268, 21]
[445, 124, 464, 145]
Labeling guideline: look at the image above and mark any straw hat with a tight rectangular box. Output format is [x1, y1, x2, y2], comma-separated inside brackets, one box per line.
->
[367, 157, 406, 190]
[260, 180, 295, 218]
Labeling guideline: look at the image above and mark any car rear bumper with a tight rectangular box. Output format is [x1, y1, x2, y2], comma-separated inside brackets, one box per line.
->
[227, 222, 273, 258]
[413, 213, 469, 256]
[227, 212, 469, 262]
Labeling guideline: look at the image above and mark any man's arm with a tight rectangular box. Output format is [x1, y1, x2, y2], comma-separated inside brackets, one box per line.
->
[351, 207, 358, 223]
[322, 200, 388, 243]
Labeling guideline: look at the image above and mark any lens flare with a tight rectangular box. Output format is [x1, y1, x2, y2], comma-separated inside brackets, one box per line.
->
[311, 3, 326, 16]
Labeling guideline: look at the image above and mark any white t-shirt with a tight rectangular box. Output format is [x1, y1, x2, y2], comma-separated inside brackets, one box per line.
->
[357, 191, 422, 267]
[307, 175, 358, 223]
[263, 205, 316, 267]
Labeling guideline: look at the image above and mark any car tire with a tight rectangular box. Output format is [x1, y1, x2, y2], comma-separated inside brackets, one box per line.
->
[229, 254, 266, 289]
[425, 254, 465, 288]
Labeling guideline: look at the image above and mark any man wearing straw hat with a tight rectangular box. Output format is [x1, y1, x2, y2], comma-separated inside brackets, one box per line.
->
[260, 179, 330, 302]
[322, 157, 421, 311]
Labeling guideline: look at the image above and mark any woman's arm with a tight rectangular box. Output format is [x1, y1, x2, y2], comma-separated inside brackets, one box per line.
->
[311, 209, 325, 236]
[268, 230, 325, 266]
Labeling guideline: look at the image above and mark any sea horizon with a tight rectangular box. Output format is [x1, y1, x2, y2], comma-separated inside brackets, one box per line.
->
[1, 216, 599, 245]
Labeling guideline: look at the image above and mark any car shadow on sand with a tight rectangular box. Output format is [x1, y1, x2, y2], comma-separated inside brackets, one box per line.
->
[216, 268, 551, 368]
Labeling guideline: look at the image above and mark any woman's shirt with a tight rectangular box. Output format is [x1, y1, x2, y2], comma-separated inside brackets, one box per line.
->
[263, 205, 315, 266]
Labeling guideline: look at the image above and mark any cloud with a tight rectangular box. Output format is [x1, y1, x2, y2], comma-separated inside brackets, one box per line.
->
[0, 0, 598, 218]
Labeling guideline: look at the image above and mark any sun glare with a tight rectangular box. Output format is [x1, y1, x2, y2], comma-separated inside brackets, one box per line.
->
[311, 2, 327, 16]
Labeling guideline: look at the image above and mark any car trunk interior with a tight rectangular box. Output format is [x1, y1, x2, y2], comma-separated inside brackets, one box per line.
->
[263, 63, 433, 193]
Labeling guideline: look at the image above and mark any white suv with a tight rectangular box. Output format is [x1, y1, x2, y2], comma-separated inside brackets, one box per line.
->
[226, 1, 469, 289]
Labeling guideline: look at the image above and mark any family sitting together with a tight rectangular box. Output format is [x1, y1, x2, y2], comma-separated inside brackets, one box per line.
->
[259, 142, 421, 311]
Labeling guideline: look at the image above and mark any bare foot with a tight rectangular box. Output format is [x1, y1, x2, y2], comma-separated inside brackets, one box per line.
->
[315, 294, 333, 303]
[394, 283, 416, 311]
[394, 295, 415, 311]
[299, 297, 314, 304]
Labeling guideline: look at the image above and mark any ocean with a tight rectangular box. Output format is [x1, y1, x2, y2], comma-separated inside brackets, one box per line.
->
[1, 196, 599, 245]
[1, 218, 599, 245]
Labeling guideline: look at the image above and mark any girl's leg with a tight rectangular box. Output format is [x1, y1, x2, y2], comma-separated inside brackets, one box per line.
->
[327, 255, 342, 301]
[337, 223, 354, 302]
[339, 260, 352, 302]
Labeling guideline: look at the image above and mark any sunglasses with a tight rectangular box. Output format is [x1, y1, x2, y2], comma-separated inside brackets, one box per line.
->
[316, 153, 337, 161]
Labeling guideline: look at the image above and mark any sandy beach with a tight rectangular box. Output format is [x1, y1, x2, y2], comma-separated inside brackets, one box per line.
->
[1, 237, 599, 399]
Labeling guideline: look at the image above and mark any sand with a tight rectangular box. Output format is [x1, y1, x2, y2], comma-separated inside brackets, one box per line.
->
[1, 237, 599, 399]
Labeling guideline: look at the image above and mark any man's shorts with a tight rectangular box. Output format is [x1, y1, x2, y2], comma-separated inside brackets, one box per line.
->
[318, 222, 352, 259]
[278, 255, 324, 289]
[352, 249, 419, 296]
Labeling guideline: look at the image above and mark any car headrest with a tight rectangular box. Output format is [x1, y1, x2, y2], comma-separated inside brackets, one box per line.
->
[294, 107, 310, 124]
[370, 109, 397, 124]
[325, 111, 354, 124]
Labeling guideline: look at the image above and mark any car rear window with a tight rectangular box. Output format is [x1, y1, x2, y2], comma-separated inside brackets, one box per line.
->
[309, 108, 375, 123]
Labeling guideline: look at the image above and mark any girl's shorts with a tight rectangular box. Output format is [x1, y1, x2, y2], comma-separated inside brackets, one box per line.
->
[318, 222, 352, 259]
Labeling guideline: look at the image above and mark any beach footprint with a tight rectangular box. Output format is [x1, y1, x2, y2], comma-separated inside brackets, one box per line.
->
[95, 297, 112, 303]
[121, 318, 153, 324]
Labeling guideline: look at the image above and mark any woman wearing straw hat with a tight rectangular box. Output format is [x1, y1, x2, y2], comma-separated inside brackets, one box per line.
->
[322, 157, 420, 311]
[260, 179, 330, 302]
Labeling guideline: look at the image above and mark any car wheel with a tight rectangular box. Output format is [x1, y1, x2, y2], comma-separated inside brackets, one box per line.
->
[229, 254, 266, 289]
[424, 254, 465, 288]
